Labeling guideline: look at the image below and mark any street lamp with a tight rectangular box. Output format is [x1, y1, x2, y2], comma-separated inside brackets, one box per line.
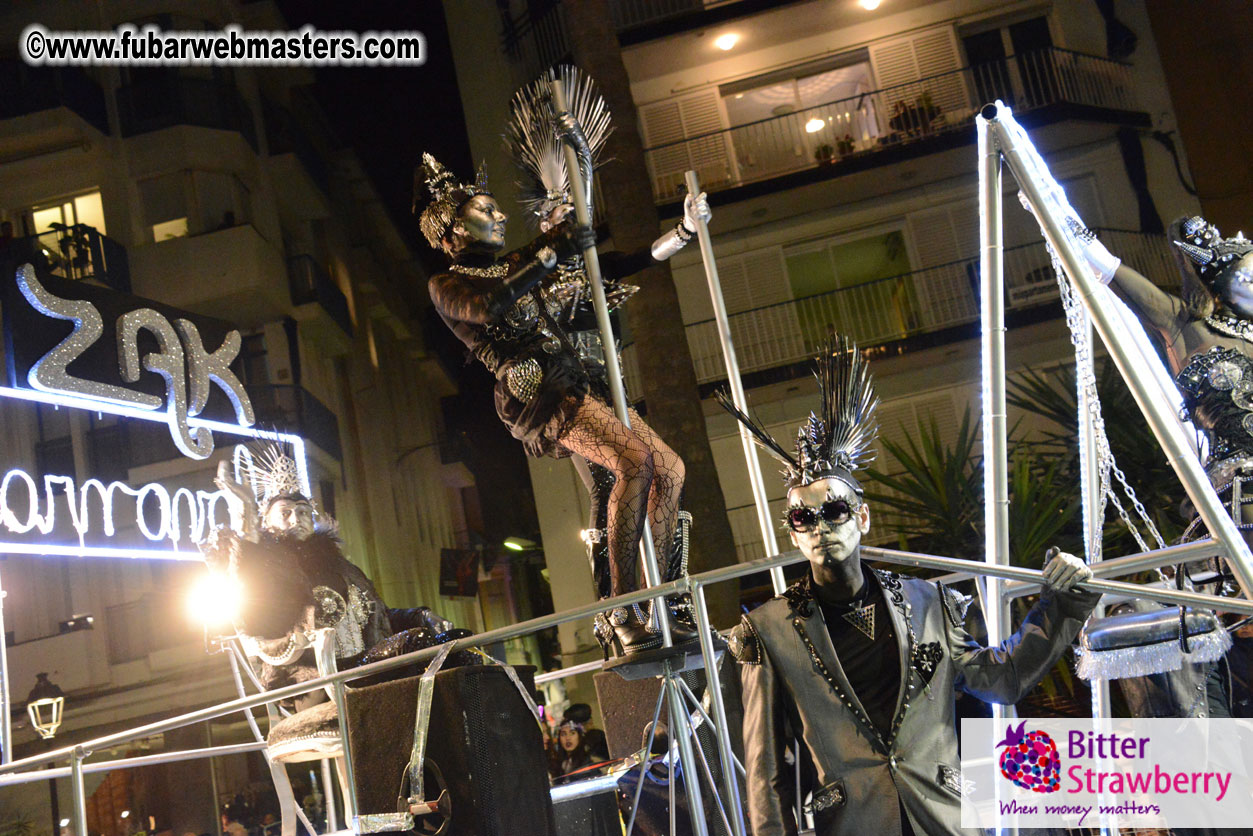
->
[27, 674, 65, 836]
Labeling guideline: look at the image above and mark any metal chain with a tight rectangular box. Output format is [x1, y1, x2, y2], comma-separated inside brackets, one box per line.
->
[1049, 245, 1166, 554]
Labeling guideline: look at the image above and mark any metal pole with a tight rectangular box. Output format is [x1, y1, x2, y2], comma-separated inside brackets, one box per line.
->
[321, 758, 338, 832]
[684, 169, 786, 594]
[69, 747, 87, 836]
[976, 104, 1014, 690]
[692, 582, 747, 836]
[0, 569, 11, 763]
[663, 667, 710, 836]
[550, 77, 672, 644]
[329, 681, 358, 823]
[988, 103, 1253, 601]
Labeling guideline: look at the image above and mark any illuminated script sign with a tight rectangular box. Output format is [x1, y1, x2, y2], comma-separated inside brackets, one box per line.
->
[3, 263, 254, 459]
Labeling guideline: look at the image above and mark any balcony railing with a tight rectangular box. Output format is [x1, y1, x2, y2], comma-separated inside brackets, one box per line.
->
[1, 224, 131, 293]
[644, 48, 1141, 202]
[247, 384, 343, 461]
[0, 62, 109, 133]
[622, 229, 1175, 391]
[288, 255, 354, 336]
[118, 74, 258, 150]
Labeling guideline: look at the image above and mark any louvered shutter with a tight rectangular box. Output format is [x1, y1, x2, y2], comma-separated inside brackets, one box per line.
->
[906, 206, 979, 328]
[732, 248, 805, 373]
[869, 26, 972, 132]
[640, 90, 733, 201]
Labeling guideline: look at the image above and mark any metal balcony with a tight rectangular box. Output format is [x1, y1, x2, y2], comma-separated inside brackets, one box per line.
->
[1, 224, 130, 293]
[0, 62, 109, 133]
[117, 74, 258, 150]
[247, 383, 343, 462]
[644, 48, 1145, 203]
[622, 230, 1175, 390]
[287, 255, 353, 337]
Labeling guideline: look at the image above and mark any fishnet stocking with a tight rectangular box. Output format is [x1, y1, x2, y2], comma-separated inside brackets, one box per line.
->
[557, 396, 685, 597]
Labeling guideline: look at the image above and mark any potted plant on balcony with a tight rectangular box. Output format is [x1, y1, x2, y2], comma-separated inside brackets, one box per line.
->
[836, 134, 855, 157]
[814, 143, 835, 166]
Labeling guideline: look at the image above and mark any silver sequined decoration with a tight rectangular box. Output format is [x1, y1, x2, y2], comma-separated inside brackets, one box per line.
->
[16, 264, 161, 409]
[313, 584, 372, 659]
[1208, 360, 1243, 391]
[174, 319, 255, 425]
[503, 295, 539, 329]
[118, 308, 213, 458]
[506, 358, 543, 402]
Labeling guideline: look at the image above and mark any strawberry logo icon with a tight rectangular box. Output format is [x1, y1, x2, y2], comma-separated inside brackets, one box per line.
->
[996, 721, 1060, 793]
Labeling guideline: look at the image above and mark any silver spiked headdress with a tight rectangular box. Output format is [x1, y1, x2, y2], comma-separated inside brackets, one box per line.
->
[717, 336, 879, 492]
[504, 65, 613, 222]
[234, 442, 309, 509]
[415, 152, 491, 251]
[1171, 215, 1253, 294]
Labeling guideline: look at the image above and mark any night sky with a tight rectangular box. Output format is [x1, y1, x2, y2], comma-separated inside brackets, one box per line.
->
[272, 0, 472, 262]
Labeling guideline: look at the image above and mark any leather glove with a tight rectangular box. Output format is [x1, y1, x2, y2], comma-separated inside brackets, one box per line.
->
[1041, 547, 1093, 592]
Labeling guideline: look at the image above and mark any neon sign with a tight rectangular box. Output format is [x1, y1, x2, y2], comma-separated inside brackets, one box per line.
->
[12, 264, 254, 459]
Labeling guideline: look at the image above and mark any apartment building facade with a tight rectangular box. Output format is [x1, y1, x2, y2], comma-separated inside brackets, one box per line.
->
[0, 2, 494, 831]
[444, 0, 1200, 643]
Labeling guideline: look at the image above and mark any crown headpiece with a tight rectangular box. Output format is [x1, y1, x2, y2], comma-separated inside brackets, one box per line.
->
[415, 152, 491, 251]
[504, 65, 613, 221]
[233, 442, 308, 508]
[717, 336, 879, 492]
[1171, 215, 1253, 293]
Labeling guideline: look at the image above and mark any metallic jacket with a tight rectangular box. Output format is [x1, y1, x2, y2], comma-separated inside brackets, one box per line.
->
[730, 569, 1099, 836]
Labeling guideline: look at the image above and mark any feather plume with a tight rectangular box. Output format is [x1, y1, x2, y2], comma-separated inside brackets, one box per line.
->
[718, 335, 879, 489]
[505, 65, 613, 221]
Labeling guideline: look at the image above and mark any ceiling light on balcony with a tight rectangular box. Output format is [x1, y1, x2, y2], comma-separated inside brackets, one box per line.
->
[714, 33, 739, 51]
[859, 0, 882, 9]
[805, 118, 826, 133]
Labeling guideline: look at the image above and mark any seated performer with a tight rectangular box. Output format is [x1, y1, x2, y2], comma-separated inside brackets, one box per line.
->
[205, 447, 461, 711]
[504, 64, 710, 639]
[418, 144, 700, 655]
[721, 337, 1099, 836]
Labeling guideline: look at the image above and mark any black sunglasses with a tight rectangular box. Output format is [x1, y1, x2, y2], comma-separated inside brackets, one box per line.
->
[785, 499, 860, 532]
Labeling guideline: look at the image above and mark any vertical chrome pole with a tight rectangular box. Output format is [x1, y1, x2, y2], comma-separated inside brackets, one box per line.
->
[330, 681, 358, 824]
[69, 747, 87, 836]
[663, 668, 711, 836]
[321, 758, 338, 832]
[977, 107, 1012, 836]
[550, 78, 672, 645]
[977, 109, 1013, 671]
[692, 582, 747, 836]
[992, 102, 1253, 600]
[685, 170, 786, 594]
[0, 570, 11, 763]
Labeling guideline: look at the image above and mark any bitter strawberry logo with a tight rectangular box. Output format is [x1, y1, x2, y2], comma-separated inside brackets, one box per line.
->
[997, 721, 1061, 793]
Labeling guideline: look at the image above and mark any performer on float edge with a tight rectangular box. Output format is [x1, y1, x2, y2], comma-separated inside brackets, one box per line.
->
[205, 447, 461, 712]
[1072, 214, 1253, 523]
[721, 337, 1099, 836]
[504, 64, 710, 614]
[418, 153, 697, 655]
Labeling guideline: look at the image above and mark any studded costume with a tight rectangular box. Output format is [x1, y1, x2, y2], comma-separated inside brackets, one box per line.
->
[722, 339, 1098, 836]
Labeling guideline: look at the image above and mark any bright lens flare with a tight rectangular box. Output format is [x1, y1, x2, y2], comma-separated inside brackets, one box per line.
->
[186, 572, 242, 627]
[805, 118, 826, 133]
[859, 0, 882, 9]
[714, 33, 738, 51]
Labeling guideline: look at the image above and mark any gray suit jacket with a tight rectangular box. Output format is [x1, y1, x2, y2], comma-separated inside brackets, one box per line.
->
[731, 569, 1099, 836]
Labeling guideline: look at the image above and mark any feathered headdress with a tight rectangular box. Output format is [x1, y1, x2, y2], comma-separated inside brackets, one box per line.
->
[233, 442, 308, 509]
[717, 336, 879, 492]
[1171, 215, 1253, 297]
[504, 65, 613, 222]
[415, 152, 491, 251]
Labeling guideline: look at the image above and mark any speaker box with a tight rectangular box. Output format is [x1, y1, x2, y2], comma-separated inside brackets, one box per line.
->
[345, 665, 556, 836]
[592, 672, 668, 761]
[552, 787, 619, 836]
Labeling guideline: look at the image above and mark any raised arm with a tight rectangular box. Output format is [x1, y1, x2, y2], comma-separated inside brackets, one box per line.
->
[429, 223, 593, 324]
